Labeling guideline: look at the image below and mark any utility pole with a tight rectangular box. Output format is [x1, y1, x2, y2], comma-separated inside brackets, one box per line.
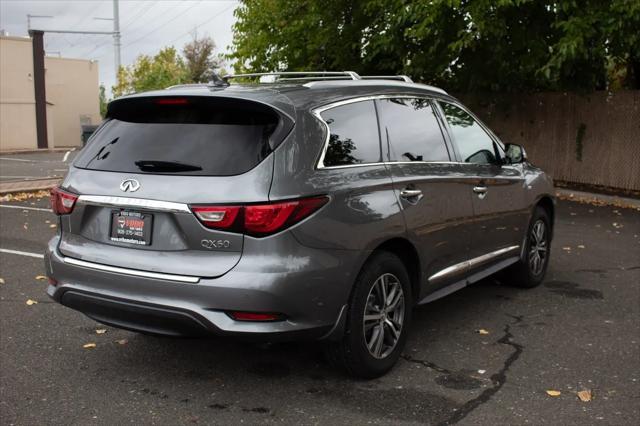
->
[113, 0, 121, 76]
[27, 14, 53, 31]
[30, 0, 122, 81]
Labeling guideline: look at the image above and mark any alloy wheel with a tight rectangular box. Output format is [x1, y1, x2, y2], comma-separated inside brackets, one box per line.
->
[363, 273, 405, 359]
[528, 220, 547, 275]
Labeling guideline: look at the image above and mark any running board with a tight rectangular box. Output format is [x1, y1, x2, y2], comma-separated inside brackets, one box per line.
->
[418, 256, 520, 305]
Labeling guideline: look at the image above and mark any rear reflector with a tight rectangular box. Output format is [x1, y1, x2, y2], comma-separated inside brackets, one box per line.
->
[190, 196, 329, 237]
[228, 311, 284, 322]
[50, 187, 78, 215]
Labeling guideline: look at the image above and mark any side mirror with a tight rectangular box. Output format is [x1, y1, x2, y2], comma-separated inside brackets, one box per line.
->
[504, 143, 526, 164]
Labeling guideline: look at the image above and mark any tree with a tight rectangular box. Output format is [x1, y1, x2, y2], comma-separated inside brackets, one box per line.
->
[99, 84, 108, 118]
[230, 0, 640, 91]
[112, 47, 188, 97]
[183, 33, 225, 82]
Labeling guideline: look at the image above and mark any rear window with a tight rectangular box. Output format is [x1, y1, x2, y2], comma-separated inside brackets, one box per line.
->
[74, 97, 284, 176]
[377, 98, 450, 162]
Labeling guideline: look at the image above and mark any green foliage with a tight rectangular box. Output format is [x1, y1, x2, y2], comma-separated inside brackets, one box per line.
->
[183, 34, 225, 83]
[112, 47, 188, 97]
[229, 0, 640, 91]
[98, 84, 108, 118]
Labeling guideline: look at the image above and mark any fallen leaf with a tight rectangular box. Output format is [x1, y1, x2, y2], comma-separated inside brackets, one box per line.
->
[95, 329, 107, 335]
[26, 299, 38, 305]
[546, 390, 562, 397]
[35, 275, 47, 281]
[477, 329, 490, 335]
[49, 224, 57, 229]
[577, 389, 592, 402]
[83, 343, 97, 349]
[116, 339, 128, 345]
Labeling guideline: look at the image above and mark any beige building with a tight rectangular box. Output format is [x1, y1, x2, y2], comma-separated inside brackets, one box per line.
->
[0, 35, 100, 152]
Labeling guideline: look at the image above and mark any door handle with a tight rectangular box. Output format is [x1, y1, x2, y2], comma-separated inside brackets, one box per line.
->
[473, 186, 488, 199]
[400, 188, 423, 204]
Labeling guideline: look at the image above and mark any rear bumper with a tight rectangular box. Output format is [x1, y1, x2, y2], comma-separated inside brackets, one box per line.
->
[45, 234, 360, 340]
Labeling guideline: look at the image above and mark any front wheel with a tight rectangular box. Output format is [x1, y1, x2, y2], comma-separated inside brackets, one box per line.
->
[504, 206, 551, 288]
[324, 251, 412, 378]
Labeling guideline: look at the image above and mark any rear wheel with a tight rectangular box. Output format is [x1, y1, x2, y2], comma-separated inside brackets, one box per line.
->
[504, 206, 551, 288]
[325, 251, 412, 378]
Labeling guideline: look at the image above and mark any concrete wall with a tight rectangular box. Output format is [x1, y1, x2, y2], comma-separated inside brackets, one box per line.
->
[0, 36, 38, 151]
[45, 57, 100, 147]
[0, 35, 100, 152]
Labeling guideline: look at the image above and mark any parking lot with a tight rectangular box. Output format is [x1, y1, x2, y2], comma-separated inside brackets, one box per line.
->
[0, 194, 638, 425]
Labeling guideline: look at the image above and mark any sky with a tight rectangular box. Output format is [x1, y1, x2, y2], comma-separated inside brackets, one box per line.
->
[0, 0, 239, 96]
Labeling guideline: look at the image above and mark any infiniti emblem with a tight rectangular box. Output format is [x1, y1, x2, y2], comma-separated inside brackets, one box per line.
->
[120, 178, 140, 192]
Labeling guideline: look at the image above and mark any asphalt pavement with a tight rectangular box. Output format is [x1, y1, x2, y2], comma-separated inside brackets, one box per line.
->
[0, 151, 79, 183]
[0, 197, 638, 425]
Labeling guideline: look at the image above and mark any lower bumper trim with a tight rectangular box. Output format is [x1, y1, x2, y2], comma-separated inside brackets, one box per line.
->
[63, 256, 200, 283]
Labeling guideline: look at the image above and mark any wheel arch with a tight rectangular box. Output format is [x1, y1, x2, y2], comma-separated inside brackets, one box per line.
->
[371, 237, 422, 302]
[535, 195, 555, 239]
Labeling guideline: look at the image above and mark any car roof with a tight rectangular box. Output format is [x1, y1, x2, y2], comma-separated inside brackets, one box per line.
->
[112, 79, 456, 117]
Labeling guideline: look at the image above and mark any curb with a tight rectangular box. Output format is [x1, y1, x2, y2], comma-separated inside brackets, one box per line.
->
[555, 188, 640, 210]
[0, 178, 61, 195]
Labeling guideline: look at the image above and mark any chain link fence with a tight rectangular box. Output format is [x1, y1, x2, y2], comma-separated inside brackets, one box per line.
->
[459, 91, 640, 191]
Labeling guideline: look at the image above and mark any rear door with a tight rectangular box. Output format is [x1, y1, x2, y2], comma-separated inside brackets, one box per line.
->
[57, 95, 292, 278]
[376, 97, 476, 298]
[436, 100, 529, 263]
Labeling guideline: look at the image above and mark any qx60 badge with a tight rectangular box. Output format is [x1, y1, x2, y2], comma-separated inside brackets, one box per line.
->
[120, 178, 140, 192]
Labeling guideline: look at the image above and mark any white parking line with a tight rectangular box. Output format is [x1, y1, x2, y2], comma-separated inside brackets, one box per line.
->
[62, 149, 74, 162]
[0, 204, 52, 212]
[0, 157, 36, 162]
[0, 248, 44, 259]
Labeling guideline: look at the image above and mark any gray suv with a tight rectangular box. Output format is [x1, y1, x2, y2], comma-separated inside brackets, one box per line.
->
[45, 72, 554, 378]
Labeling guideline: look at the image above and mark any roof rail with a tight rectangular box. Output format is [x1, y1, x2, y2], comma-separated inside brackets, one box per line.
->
[360, 75, 413, 83]
[165, 83, 209, 90]
[221, 71, 361, 84]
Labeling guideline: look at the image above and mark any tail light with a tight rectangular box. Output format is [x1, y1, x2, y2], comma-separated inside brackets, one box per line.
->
[191, 196, 329, 237]
[50, 187, 78, 215]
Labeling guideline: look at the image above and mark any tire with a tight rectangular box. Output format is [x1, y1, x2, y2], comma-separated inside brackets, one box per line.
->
[324, 251, 412, 378]
[504, 206, 551, 288]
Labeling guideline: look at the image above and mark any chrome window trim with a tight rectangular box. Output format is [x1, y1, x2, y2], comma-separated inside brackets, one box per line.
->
[428, 245, 520, 282]
[63, 257, 200, 283]
[313, 94, 454, 170]
[77, 195, 191, 213]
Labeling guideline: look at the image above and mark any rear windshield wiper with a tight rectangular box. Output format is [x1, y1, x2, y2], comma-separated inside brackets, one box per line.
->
[134, 160, 203, 172]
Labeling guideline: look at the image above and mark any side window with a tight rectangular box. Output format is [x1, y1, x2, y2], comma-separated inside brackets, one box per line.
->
[440, 102, 498, 164]
[320, 100, 381, 167]
[377, 98, 450, 162]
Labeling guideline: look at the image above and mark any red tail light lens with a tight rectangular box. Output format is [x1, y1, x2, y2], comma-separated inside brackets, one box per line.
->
[50, 187, 78, 215]
[155, 98, 189, 105]
[191, 196, 329, 237]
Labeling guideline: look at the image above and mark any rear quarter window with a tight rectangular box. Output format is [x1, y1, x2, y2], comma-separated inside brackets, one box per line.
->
[319, 100, 381, 167]
[74, 96, 285, 176]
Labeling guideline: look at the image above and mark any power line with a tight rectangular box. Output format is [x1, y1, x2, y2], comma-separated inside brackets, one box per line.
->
[123, 1, 203, 48]
[168, 2, 236, 46]
[121, 1, 157, 28]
